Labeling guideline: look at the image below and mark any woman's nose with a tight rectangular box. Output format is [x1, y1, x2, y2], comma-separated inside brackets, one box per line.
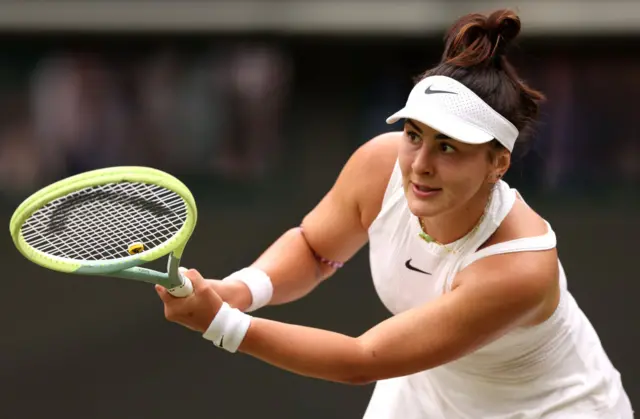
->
[411, 143, 434, 175]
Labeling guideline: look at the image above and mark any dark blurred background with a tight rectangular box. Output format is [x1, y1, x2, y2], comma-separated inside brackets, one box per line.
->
[0, 1, 638, 418]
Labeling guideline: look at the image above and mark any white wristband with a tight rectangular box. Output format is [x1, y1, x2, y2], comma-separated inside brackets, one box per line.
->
[202, 302, 252, 353]
[222, 267, 273, 312]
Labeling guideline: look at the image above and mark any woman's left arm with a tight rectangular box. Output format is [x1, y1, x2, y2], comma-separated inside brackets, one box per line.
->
[157, 250, 558, 385]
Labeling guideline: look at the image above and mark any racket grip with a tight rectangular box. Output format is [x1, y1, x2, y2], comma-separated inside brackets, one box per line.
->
[167, 269, 194, 297]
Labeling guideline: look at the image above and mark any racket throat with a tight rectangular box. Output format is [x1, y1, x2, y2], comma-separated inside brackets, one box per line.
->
[166, 253, 185, 288]
[91, 253, 184, 289]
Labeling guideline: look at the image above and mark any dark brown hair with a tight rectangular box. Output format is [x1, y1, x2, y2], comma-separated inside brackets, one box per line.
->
[417, 9, 545, 157]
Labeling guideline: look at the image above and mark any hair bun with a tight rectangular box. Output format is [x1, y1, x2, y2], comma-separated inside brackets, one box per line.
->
[485, 10, 521, 55]
[443, 9, 521, 68]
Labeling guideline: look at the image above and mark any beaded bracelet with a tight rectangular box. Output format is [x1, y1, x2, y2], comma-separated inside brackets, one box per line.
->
[298, 226, 345, 269]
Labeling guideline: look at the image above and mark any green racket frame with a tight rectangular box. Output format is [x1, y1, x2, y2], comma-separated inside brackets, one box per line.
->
[9, 166, 198, 296]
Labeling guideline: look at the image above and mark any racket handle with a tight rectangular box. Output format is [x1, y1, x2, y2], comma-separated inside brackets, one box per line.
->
[167, 269, 194, 297]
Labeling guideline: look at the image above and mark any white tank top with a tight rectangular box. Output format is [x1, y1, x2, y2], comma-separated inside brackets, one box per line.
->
[364, 160, 633, 419]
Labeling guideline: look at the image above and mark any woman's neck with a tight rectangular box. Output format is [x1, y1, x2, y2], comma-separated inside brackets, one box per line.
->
[419, 186, 492, 245]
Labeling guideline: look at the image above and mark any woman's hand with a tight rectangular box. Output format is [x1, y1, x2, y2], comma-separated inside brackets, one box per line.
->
[156, 268, 223, 333]
[206, 277, 253, 312]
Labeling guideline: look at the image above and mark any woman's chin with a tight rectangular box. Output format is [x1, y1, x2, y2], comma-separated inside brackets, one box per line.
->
[407, 198, 445, 218]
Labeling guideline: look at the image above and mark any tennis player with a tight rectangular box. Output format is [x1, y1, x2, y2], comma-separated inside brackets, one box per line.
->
[156, 9, 633, 418]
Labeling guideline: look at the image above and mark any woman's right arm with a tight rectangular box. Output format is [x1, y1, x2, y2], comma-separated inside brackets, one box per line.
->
[213, 132, 400, 311]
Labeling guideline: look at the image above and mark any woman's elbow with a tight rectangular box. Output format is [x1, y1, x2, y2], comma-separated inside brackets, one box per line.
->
[340, 373, 376, 386]
[337, 344, 379, 385]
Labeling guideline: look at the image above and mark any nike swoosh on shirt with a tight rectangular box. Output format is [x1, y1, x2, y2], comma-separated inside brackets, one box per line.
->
[405, 259, 431, 275]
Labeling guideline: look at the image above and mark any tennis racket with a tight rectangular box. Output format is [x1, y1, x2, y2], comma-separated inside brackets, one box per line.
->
[9, 166, 197, 297]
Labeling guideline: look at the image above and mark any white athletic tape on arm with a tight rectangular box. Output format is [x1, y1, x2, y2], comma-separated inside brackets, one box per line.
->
[202, 302, 252, 353]
[222, 267, 273, 312]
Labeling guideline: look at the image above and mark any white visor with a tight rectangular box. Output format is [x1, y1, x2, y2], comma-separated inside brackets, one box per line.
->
[386, 75, 519, 152]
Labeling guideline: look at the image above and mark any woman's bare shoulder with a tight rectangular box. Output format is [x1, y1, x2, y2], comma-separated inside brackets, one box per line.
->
[347, 131, 402, 227]
[472, 197, 560, 326]
[484, 197, 550, 248]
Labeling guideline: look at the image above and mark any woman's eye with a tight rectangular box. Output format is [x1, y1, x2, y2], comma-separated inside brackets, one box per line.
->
[439, 142, 456, 153]
[406, 131, 421, 144]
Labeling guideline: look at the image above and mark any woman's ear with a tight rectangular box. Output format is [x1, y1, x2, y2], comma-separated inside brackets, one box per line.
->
[492, 149, 511, 182]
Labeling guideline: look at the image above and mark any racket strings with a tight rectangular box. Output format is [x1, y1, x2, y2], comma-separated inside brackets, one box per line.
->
[20, 182, 188, 261]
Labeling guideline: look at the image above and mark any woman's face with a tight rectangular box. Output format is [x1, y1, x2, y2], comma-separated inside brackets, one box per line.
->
[398, 119, 506, 219]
